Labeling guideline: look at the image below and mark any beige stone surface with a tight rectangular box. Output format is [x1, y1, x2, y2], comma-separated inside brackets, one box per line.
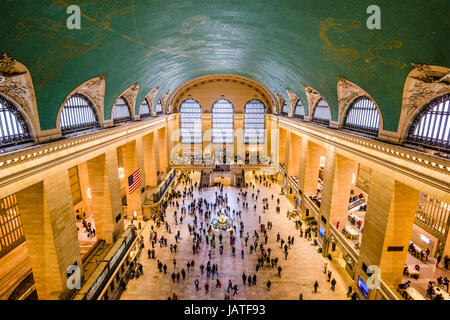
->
[16, 170, 82, 300]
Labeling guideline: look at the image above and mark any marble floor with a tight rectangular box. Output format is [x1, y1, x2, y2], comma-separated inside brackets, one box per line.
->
[121, 172, 350, 300]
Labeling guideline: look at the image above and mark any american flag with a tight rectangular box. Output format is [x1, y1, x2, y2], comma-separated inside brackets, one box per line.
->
[128, 169, 140, 194]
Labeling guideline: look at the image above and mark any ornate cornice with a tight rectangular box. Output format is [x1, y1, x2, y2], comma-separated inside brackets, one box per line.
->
[0, 52, 38, 133]
[286, 88, 299, 117]
[168, 74, 276, 113]
[304, 85, 323, 117]
[398, 64, 450, 140]
[337, 77, 381, 128]
[120, 82, 140, 116]
[403, 64, 450, 117]
[145, 87, 159, 115]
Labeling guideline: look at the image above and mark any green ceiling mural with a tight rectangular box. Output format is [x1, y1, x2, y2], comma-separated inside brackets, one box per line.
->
[0, 0, 449, 131]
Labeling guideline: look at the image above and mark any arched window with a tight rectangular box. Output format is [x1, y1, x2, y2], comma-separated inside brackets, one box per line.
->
[407, 94, 449, 153]
[155, 99, 163, 114]
[343, 96, 380, 136]
[294, 99, 305, 120]
[112, 97, 132, 124]
[244, 100, 265, 144]
[281, 101, 289, 115]
[180, 99, 202, 144]
[60, 93, 99, 134]
[212, 99, 234, 144]
[0, 96, 31, 148]
[139, 99, 151, 119]
[312, 99, 331, 125]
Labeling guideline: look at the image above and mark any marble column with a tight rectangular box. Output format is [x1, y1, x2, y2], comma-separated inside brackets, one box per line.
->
[158, 127, 169, 174]
[16, 170, 82, 300]
[118, 141, 144, 220]
[86, 150, 124, 243]
[357, 169, 419, 297]
[143, 132, 158, 187]
[320, 148, 358, 228]
[234, 115, 245, 162]
[288, 133, 301, 177]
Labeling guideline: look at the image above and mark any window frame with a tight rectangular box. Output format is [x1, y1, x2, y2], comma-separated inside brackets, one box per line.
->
[212, 99, 234, 145]
[139, 98, 151, 119]
[60, 93, 100, 135]
[0, 194, 25, 258]
[0, 95, 31, 148]
[244, 99, 265, 145]
[312, 99, 331, 126]
[281, 100, 289, 115]
[68, 166, 82, 206]
[155, 99, 163, 115]
[293, 99, 305, 120]
[343, 96, 380, 136]
[112, 97, 132, 124]
[179, 99, 202, 145]
[406, 94, 449, 153]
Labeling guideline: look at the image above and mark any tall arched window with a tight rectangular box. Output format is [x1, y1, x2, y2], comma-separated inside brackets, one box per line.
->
[60, 93, 99, 134]
[244, 100, 265, 144]
[139, 99, 151, 119]
[343, 96, 380, 136]
[294, 99, 305, 120]
[312, 99, 331, 125]
[212, 99, 234, 144]
[281, 101, 289, 115]
[0, 96, 31, 148]
[180, 99, 202, 144]
[112, 97, 132, 124]
[407, 94, 449, 153]
[155, 99, 163, 114]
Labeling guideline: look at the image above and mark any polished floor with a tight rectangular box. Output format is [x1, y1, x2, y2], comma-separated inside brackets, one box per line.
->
[121, 172, 350, 300]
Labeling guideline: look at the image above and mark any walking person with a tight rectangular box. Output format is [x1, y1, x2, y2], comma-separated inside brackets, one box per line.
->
[346, 286, 353, 298]
[195, 279, 199, 291]
[314, 281, 319, 293]
[267, 280, 271, 291]
[331, 278, 336, 291]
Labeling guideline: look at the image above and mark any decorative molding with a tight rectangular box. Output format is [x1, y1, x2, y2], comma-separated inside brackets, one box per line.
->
[275, 92, 285, 114]
[120, 82, 140, 117]
[145, 87, 159, 115]
[304, 85, 323, 118]
[398, 64, 450, 141]
[0, 117, 167, 197]
[160, 89, 170, 113]
[277, 117, 450, 196]
[403, 64, 450, 117]
[336, 77, 382, 129]
[58, 75, 106, 127]
[0, 53, 38, 136]
[286, 88, 299, 117]
[167, 74, 276, 114]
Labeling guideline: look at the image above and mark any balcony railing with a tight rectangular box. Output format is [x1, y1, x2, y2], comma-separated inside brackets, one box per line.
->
[329, 224, 359, 262]
[304, 195, 320, 220]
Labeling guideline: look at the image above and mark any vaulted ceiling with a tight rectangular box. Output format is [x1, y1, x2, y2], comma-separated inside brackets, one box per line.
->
[1, 0, 448, 131]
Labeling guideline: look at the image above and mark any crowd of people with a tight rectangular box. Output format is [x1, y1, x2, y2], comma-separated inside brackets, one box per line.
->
[123, 171, 353, 300]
